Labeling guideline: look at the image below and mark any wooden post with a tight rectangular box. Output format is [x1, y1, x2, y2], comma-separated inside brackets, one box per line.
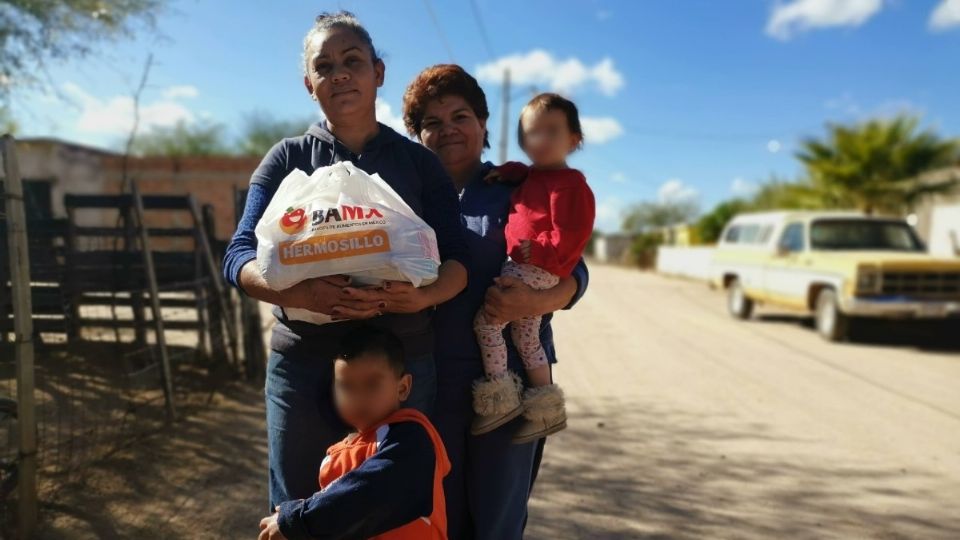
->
[2, 135, 38, 538]
[192, 223, 210, 360]
[233, 186, 266, 382]
[187, 196, 239, 369]
[0, 247, 9, 344]
[131, 182, 176, 422]
[123, 206, 147, 346]
[63, 205, 81, 342]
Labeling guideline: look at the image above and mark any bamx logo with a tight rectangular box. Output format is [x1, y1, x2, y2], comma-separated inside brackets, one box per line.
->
[311, 205, 384, 225]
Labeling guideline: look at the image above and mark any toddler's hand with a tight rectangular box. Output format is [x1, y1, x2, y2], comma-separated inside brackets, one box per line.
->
[484, 161, 529, 184]
[258, 508, 288, 540]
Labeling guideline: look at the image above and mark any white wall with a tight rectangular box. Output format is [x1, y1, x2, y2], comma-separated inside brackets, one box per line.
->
[928, 204, 960, 258]
[656, 246, 716, 281]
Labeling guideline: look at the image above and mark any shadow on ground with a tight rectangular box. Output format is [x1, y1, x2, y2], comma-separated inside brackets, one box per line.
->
[33, 380, 267, 539]
[527, 395, 960, 540]
[754, 314, 960, 353]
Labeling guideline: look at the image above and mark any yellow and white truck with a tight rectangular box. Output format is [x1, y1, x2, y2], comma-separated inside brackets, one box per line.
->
[710, 211, 960, 341]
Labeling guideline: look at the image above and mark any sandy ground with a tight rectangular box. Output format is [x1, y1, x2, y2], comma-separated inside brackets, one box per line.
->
[528, 265, 960, 540]
[35, 264, 960, 539]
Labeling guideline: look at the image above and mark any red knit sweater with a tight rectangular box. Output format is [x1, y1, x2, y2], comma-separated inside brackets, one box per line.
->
[503, 165, 595, 277]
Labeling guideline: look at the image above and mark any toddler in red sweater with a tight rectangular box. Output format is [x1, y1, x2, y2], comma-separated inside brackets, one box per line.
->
[472, 93, 595, 443]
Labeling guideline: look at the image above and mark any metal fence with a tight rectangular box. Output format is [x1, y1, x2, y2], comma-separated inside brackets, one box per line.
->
[0, 135, 264, 538]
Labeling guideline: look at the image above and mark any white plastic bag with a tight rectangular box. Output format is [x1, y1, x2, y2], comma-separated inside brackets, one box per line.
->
[255, 162, 440, 324]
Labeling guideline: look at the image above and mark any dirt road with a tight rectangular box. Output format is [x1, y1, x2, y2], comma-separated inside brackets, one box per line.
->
[527, 264, 960, 539]
[37, 264, 960, 539]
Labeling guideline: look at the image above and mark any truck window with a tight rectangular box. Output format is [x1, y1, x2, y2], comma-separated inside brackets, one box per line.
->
[810, 219, 925, 251]
[724, 225, 741, 243]
[778, 222, 805, 253]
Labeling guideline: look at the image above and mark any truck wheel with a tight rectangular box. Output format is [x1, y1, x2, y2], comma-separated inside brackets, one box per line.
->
[815, 288, 849, 342]
[727, 279, 754, 320]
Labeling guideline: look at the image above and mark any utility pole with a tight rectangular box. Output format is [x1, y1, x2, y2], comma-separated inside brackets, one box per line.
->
[498, 68, 511, 164]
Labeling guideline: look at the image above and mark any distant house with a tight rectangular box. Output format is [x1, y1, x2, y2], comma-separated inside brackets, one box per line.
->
[658, 223, 701, 247]
[8, 137, 261, 240]
[913, 166, 960, 258]
[593, 233, 633, 263]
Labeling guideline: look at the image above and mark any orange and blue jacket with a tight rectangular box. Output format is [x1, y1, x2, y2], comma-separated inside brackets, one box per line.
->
[276, 408, 451, 540]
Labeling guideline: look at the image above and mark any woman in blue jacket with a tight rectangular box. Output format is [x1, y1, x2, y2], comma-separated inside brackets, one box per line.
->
[401, 65, 589, 539]
[222, 12, 468, 511]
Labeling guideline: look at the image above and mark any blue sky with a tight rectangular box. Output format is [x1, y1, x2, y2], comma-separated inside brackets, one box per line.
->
[12, 0, 960, 231]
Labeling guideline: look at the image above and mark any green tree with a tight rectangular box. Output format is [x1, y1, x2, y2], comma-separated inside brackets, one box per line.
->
[0, 0, 165, 95]
[797, 115, 960, 214]
[236, 111, 313, 157]
[749, 179, 823, 210]
[132, 120, 227, 157]
[696, 199, 750, 243]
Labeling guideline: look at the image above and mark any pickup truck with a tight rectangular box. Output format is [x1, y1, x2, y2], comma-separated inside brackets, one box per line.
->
[709, 211, 960, 341]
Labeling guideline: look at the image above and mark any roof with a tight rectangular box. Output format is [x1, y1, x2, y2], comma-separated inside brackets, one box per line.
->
[17, 136, 121, 157]
[730, 210, 867, 224]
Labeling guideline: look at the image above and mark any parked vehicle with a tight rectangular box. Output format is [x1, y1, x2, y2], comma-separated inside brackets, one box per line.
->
[710, 211, 960, 341]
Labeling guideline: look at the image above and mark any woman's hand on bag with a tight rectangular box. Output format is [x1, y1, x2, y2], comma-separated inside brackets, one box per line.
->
[345, 280, 431, 314]
[282, 275, 383, 320]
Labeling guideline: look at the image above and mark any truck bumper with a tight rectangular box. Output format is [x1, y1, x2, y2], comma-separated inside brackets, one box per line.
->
[842, 297, 960, 319]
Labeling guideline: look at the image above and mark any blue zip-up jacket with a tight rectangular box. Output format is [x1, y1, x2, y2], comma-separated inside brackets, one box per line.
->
[223, 121, 469, 356]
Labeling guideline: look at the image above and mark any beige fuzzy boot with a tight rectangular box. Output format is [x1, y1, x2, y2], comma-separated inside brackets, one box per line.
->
[471, 372, 524, 435]
[512, 384, 567, 444]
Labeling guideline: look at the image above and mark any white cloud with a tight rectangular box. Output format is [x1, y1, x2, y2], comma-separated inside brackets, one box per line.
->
[824, 92, 861, 115]
[596, 9, 613, 21]
[658, 179, 699, 204]
[731, 177, 757, 196]
[824, 93, 925, 120]
[581, 116, 624, 144]
[162, 85, 199, 99]
[611, 171, 628, 183]
[930, 0, 960, 30]
[476, 50, 625, 97]
[62, 82, 195, 136]
[376, 98, 409, 137]
[766, 0, 884, 40]
[767, 139, 783, 153]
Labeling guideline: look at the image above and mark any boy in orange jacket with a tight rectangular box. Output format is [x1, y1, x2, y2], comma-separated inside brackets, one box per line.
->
[259, 326, 450, 540]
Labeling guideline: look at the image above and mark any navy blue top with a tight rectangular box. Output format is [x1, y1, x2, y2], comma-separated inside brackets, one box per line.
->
[222, 121, 469, 357]
[434, 162, 589, 365]
[276, 421, 435, 540]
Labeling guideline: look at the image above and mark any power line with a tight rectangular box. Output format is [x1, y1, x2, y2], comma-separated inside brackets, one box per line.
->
[421, 0, 456, 62]
[468, 0, 496, 60]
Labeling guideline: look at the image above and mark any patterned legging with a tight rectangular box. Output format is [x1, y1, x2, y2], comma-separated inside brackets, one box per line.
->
[474, 260, 561, 378]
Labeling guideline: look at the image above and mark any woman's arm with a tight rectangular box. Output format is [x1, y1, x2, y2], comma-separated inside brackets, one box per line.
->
[224, 145, 379, 318]
[239, 263, 380, 318]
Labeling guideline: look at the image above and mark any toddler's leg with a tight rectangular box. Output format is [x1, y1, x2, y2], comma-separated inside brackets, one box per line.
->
[471, 309, 524, 435]
[499, 261, 566, 444]
[473, 309, 509, 379]
[501, 261, 560, 384]
[509, 315, 550, 385]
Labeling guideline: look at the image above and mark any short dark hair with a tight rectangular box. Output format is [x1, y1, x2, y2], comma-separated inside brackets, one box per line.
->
[402, 64, 490, 149]
[517, 92, 584, 151]
[334, 325, 405, 376]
